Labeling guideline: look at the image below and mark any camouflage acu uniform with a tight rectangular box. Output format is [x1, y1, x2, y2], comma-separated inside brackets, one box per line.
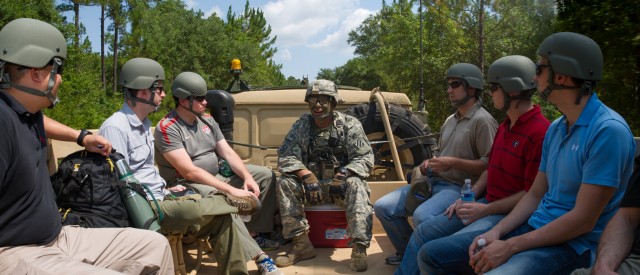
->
[277, 111, 374, 247]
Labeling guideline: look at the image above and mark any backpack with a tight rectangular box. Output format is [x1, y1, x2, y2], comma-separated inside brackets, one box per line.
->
[51, 150, 131, 228]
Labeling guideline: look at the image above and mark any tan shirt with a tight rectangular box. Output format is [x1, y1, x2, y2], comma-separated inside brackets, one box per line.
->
[436, 102, 497, 185]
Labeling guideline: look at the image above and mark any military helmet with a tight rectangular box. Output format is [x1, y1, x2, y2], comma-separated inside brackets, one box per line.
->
[487, 55, 536, 92]
[305, 79, 343, 104]
[172, 71, 207, 99]
[445, 63, 483, 90]
[0, 18, 67, 68]
[119, 58, 165, 89]
[536, 32, 602, 81]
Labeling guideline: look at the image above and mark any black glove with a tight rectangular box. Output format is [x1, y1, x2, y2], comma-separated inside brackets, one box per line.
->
[329, 168, 350, 200]
[302, 173, 322, 204]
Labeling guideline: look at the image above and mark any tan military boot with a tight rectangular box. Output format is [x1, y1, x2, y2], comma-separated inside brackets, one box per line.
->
[275, 232, 316, 267]
[350, 243, 367, 272]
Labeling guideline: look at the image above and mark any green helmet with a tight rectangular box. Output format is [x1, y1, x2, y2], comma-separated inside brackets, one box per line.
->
[536, 32, 602, 81]
[119, 58, 165, 89]
[0, 18, 67, 68]
[172, 72, 207, 99]
[488, 55, 536, 92]
[445, 63, 483, 90]
[305, 79, 343, 104]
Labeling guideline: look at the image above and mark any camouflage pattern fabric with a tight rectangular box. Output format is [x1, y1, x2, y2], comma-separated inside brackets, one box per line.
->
[277, 111, 374, 247]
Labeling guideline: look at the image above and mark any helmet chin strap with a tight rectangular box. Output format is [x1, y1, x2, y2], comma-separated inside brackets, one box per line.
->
[539, 70, 583, 104]
[179, 98, 204, 116]
[4, 59, 62, 108]
[125, 84, 160, 112]
[451, 84, 474, 108]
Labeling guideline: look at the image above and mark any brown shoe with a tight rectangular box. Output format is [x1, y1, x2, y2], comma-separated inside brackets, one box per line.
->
[350, 243, 367, 272]
[222, 193, 261, 215]
[275, 232, 316, 267]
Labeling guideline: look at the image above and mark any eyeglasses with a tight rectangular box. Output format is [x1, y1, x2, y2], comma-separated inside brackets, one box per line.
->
[536, 63, 551, 76]
[191, 96, 206, 102]
[154, 86, 165, 94]
[308, 96, 331, 106]
[489, 83, 501, 92]
[447, 81, 463, 89]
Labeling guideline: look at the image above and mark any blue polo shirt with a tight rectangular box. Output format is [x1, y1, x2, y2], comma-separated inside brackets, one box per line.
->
[529, 93, 635, 260]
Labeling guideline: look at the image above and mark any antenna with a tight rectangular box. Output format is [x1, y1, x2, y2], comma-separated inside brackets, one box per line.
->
[416, 0, 429, 125]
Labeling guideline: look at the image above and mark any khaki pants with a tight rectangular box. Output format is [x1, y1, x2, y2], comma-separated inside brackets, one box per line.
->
[191, 164, 278, 233]
[0, 226, 173, 274]
[571, 253, 640, 275]
[158, 193, 259, 274]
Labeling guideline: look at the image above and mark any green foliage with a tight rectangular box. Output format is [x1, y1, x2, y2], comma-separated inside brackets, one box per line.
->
[556, 0, 640, 135]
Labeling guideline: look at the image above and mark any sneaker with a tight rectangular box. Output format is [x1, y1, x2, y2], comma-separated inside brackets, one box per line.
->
[385, 252, 403, 265]
[221, 193, 261, 215]
[254, 234, 280, 251]
[256, 254, 283, 275]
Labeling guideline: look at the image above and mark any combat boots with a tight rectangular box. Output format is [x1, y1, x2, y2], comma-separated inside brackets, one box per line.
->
[350, 243, 367, 272]
[275, 232, 316, 267]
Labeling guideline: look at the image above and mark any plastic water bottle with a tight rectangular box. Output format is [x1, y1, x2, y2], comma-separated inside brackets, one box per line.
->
[113, 156, 162, 233]
[460, 178, 474, 223]
[218, 158, 235, 177]
[474, 238, 487, 254]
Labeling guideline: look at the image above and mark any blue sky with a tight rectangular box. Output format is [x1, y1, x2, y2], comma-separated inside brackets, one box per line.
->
[63, 0, 382, 79]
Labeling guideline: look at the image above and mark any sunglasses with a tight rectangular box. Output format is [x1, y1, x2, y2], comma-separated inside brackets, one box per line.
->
[536, 63, 551, 76]
[308, 96, 331, 106]
[18, 57, 64, 75]
[489, 83, 501, 92]
[447, 81, 463, 89]
[153, 86, 165, 94]
[191, 95, 206, 102]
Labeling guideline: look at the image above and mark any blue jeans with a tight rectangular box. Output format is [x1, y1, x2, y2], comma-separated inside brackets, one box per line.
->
[419, 223, 591, 275]
[395, 198, 504, 275]
[373, 177, 461, 254]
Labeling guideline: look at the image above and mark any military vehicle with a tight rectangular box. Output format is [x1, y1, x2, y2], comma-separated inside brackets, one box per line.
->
[206, 59, 437, 202]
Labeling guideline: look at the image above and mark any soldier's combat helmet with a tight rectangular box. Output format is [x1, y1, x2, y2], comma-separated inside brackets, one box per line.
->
[0, 18, 67, 107]
[172, 71, 207, 99]
[487, 55, 536, 111]
[305, 79, 344, 105]
[119, 57, 165, 108]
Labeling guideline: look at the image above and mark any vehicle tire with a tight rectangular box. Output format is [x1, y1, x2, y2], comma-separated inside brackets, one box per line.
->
[345, 103, 436, 181]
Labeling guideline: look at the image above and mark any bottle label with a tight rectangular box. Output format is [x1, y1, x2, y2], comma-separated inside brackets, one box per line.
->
[461, 192, 474, 202]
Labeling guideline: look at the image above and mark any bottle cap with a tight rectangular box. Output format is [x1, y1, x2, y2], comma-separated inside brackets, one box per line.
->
[477, 238, 486, 246]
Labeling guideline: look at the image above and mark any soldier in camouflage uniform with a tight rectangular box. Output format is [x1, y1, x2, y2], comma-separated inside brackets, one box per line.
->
[275, 79, 374, 272]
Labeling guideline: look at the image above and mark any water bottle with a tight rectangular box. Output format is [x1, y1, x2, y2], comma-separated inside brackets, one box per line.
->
[474, 238, 487, 254]
[218, 158, 235, 177]
[460, 178, 474, 223]
[113, 156, 162, 233]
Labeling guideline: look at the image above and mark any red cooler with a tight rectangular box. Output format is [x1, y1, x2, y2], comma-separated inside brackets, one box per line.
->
[304, 203, 351, 248]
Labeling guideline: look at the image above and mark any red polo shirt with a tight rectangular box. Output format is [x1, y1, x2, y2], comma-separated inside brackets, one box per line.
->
[485, 105, 550, 202]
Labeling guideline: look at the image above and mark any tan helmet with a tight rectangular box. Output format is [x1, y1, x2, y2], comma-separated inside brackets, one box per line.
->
[305, 79, 343, 104]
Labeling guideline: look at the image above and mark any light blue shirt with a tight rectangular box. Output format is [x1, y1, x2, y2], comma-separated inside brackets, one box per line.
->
[100, 103, 168, 200]
[530, 93, 635, 261]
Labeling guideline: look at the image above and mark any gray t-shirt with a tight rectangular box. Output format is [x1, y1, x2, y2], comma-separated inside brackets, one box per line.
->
[154, 110, 225, 182]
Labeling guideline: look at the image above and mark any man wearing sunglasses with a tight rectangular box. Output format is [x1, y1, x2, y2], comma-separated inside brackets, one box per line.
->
[0, 18, 173, 273]
[275, 79, 374, 271]
[375, 63, 497, 267]
[422, 32, 636, 275]
[393, 55, 550, 275]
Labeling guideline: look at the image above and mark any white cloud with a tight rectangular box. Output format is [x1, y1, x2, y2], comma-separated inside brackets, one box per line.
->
[307, 8, 373, 54]
[205, 6, 223, 18]
[277, 48, 292, 61]
[184, 0, 197, 10]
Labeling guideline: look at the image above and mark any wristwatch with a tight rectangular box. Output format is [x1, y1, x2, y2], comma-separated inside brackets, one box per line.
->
[76, 129, 93, 146]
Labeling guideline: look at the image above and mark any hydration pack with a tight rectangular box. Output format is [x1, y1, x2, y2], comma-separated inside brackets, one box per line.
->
[51, 150, 131, 228]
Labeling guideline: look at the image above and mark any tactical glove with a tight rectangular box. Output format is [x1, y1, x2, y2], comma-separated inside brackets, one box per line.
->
[329, 168, 349, 200]
[302, 173, 322, 204]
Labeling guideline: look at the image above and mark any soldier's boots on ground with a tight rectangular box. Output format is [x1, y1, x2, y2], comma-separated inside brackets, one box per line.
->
[350, 243, 367, 272]
[221, 193, 262, 215]
[274, 232, 316, 267]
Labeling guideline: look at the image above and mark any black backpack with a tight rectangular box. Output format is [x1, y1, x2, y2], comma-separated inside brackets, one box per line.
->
[51, 150, 131, 228]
